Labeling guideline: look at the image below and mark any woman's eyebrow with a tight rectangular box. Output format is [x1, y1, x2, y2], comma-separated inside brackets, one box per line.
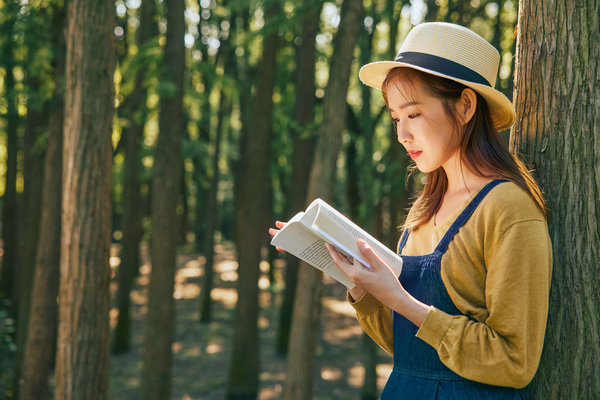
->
[387, 101, 422, 112]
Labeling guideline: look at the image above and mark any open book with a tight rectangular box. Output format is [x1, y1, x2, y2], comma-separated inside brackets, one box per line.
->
[270, 198, 403, 289]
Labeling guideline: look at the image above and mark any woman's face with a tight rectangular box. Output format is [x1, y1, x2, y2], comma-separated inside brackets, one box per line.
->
[385, 77, 461, 173]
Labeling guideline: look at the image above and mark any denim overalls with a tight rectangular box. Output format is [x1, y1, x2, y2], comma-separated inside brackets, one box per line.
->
[381, 179, 525, 399]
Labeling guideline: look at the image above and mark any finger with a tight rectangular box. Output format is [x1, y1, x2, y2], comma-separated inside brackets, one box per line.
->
[276, 247, 285, 252]
[325, 243, 351, 268]
[268, 228, 278, 236]
[275, 221, 286, 228]
[357, 240, 386, 270]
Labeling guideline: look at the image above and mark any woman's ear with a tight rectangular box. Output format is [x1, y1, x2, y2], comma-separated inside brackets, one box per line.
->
[458, 88, 477, 126]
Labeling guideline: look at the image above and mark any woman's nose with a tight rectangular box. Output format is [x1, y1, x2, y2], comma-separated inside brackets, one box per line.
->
[396, 120, 411, 143]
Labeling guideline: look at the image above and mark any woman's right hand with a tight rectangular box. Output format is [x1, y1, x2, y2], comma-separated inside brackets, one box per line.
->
[268, 221, 286, 252]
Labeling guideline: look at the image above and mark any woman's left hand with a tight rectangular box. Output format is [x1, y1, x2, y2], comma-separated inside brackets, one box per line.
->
[326, 240, 430, 327]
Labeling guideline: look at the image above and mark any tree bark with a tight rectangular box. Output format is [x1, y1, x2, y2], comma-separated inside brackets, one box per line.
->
[512, 0, 600, 398]
[19, 7, 65, 396]
[0, 2, 20, 315]
[54, 0, 115, 397]
[199, 87, 227, 323]
[282, 1, 363, 399]
[13, 85, 47, 398]
[226, 2, 280, 398]
[276, 0, 322, 356]
[113, 0, 157, 354]
[140, 0, 185, 398]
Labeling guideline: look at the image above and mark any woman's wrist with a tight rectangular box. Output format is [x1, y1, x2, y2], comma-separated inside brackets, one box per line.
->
[348, 286, 366, 302]
[384, 288, 431, 327]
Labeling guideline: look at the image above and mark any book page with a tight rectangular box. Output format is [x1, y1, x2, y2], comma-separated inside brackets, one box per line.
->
[312, 202, 402, 277]
[270, 220, 355, 289]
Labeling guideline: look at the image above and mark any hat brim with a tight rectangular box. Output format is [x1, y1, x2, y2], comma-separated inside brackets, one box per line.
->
[359, 61, 515, 132]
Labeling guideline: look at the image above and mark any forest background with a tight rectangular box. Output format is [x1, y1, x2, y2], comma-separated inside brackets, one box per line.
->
[0, 0, 598, 399]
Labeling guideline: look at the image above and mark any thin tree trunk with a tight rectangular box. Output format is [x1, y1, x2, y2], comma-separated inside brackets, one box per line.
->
[0, 3, 20, 315]
[140, 0, 185, 397]
[227, 2, 280, 398]
[200, 88, 227, 323]
[113, 0, 157, 354]
[54, 0, 115, 397]
[512, 0, 600, 398]
[19, 7, 65, 393]
[13, 89, 47, 399]
[276, 0, 322, 356]
[282, 1, 363, 399]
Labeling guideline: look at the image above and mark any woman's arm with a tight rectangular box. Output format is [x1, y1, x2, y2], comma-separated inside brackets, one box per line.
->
[417, 220, 552, 388]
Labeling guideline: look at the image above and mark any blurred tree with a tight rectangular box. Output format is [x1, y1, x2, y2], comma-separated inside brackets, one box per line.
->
[13, 3, 56, 395]
[54, 0, 115, 397]
[140, 0, 185, 398]
[19, 2, 66, 398]
[199, 55, 231, 323]
[113, 0, 158, 354]
[512, 0, 600, 398]
[275, 0, 323, 356]
[0, 0, 21, 318]
[227, 0, 281, 397]
[283, 0, 363, 398]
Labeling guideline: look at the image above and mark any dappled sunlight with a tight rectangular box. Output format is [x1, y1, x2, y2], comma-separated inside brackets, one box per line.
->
[172, 341, 182, 353]
[215, 259, 238, 273]
[259, 260, 270, 272]
[177, 259, 204, 281]
[174, 283, 200, 299]
[323, 324, 363, 343]
[205, 342, 223, 355]
[211, 287, 237, 308]
[109, 307, 119, 329]
[321, 367, 343, 381]
[322, 297, 357, 317]
[258, 384, 283, 400]
[347, 364, 364, 387]
[110, 255, 121, 268]
[377, 363, 393, 388]
[258, 276, 271, 289]
[258, 316, 269, 329]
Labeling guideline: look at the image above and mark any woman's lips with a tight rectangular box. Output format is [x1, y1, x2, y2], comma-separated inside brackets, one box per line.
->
[408, 150, 422, 160]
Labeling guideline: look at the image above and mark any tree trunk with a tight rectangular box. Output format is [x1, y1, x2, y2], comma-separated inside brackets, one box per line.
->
[282, 1, 363, 399]
[276, 0, 322, 356]
[140, 0, 185, 398]
[19, 7, 65, 395]
[226, 2, 280, 398]
[54, 0, 115, 397]
[200, 88, 227, 323]
[0, 3, 20, 315]
[13, 87, 47, 399]
[112, 0, 157, 354]
[512, 1, 600, 398]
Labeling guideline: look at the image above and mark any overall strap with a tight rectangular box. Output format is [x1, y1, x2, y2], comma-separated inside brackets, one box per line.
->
[435, 179, 506, 254]
[398, 228, 411, 254]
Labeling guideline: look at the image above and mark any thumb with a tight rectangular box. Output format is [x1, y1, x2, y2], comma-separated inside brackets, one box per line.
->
[357, 240, 385, 270]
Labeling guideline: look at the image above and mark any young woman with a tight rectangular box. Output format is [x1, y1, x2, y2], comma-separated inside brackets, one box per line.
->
[324, 22, 552, 398]
[270, 22, 551, 398]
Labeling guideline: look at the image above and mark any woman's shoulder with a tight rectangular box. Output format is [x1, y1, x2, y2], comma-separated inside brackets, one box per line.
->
[479, 180, 547, 224]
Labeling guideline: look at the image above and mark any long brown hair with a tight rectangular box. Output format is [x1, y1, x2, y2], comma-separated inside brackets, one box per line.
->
[382, 67, 549, 230]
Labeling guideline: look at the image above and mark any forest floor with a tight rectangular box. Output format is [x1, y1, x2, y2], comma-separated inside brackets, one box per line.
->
[108, 242, 392, 399]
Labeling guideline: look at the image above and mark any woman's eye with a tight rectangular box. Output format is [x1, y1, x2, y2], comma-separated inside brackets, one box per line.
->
[391, 117, 400, 123]
[408, 113, 420, 119]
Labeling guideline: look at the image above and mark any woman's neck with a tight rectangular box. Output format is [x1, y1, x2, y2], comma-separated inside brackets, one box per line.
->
[442, 154, 491, 197]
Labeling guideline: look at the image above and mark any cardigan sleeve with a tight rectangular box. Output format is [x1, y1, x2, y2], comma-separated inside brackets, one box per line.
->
[347, 291, 394, 355]
[416, 219, 552, 388]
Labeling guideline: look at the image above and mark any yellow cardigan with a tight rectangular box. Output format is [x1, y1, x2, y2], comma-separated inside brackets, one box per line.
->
[349, 182, 552, 388]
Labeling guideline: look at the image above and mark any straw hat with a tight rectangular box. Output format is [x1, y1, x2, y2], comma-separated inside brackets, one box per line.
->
[359, 22, 515, 131]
